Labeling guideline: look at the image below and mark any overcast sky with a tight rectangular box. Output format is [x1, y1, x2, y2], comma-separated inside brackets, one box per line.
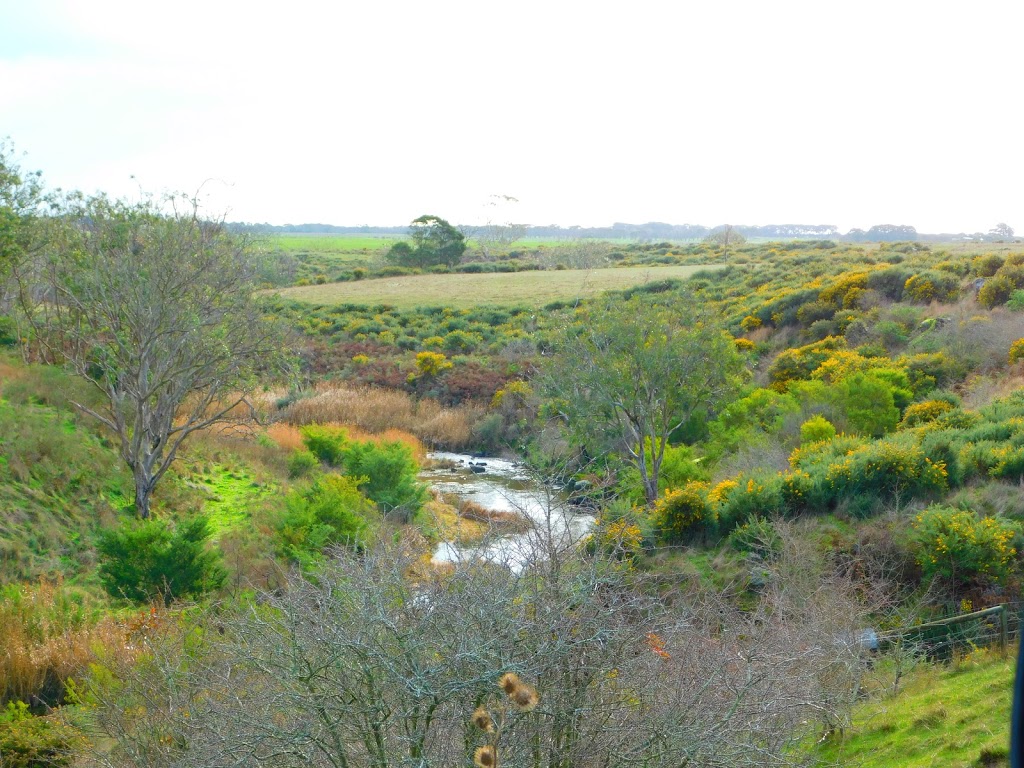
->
[2, 1, 1022, 233]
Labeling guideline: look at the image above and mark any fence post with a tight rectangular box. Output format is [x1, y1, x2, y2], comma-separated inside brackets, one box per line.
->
[1001, 604, 1009, 655]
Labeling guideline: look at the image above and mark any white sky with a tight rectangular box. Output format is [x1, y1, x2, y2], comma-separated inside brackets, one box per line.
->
[2, 0, 1022, 233]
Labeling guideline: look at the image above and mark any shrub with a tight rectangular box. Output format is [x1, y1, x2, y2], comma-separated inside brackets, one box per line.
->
[740, 315, 762, 331]
[1010, 338, 1024, 365]
[97, 516, 226, 605]
[1006, 290, 1024, 311]
[972, 254, 1005, 277]
[413, 351, 453, 378]
[300, 424, 349, 466]
[0, 701, 81, 767]
[911, 506, 1020, 590]
[899, 399, 955, 429]
[652, 482, 711, 543]
[715, 475, 786, 532]
[287, 449, 320, 478]
[339, 439, 426, 520]
[275, 474, 377, 566]
[903, 271, 960, 304]
[800, 415, 836, 444]
[824, 437, 948, 505]
[728, 516, 782, 560]
[978, 275, 1015, 308]
[833, 373, 900, 437]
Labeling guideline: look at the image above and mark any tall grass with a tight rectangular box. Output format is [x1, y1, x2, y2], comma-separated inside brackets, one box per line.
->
[0, 581, 141, 708]
[280, 385, 483, 449]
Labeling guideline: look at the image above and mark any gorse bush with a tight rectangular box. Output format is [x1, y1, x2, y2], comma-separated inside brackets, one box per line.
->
[299, 426, 425, 519]
[899, 399, 955, 428]
[338, 439, 426, 521]
[653, 482, 711, 543]
[300, 424, 350, 466]
[800, 415, 836, 444]
[96, 516, 226, 605]
[911, 506, 1021, 590]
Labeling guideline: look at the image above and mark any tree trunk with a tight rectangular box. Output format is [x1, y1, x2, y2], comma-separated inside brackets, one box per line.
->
[133, 471, 155, 519]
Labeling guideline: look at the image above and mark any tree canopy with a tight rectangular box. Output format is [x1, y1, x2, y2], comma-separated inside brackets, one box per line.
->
[386, 214, 466, 268]
[541, 294, 746, 504]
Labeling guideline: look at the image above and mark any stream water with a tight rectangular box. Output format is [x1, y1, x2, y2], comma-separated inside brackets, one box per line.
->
[421, 452, 595, 571]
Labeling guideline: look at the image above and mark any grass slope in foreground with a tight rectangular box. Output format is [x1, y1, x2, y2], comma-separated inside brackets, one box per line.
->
[268, 264, 721, 309]
[814, 649, 1014, 768]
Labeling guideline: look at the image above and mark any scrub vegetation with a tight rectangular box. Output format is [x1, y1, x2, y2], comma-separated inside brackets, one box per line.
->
[2, 143, 1023, 767]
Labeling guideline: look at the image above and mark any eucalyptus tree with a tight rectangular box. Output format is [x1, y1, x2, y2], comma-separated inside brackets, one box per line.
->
[541, 293, 745, 504]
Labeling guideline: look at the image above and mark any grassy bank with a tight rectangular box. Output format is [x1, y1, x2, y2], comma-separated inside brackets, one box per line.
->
[814, 649, 1015, 768]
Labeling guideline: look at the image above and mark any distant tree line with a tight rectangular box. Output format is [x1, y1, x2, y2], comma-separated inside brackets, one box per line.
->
[226, 219, 1021, 244]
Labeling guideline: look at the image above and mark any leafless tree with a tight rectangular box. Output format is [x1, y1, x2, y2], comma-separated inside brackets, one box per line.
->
[78, 511, 873, 768]
[22, 193, 280, 518]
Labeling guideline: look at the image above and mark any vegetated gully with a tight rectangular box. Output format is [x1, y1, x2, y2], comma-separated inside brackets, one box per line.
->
[422, 452, 595, 571]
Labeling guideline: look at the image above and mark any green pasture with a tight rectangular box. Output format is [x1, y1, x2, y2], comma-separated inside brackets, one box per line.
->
[813, 649, 1015, 768]
[267, 264, 723, 309]
[266, 234, 402, 255]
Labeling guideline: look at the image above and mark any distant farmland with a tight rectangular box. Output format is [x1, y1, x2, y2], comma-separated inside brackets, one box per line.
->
[268, 264, 723, 309]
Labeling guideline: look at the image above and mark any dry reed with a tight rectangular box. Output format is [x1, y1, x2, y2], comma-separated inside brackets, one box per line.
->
[0, 581, 147, 707]
[280, 384, 483, 449]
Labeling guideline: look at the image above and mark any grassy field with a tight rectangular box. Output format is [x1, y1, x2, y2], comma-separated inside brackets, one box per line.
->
[813, 649, 1015, 768]
[268, 264, 722, 309]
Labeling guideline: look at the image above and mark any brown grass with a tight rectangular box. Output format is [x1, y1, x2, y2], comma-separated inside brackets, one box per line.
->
[0, 581, 148, 708]
[457, 500, 533, 532]
[266, 421, 427, 461]
[280, 384, 483, 449]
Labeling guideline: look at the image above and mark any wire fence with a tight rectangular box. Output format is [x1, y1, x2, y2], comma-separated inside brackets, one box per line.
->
[883, 602, 1023, 661]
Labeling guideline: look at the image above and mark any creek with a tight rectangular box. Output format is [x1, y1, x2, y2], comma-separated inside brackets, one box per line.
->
[421, 451, 595, 571]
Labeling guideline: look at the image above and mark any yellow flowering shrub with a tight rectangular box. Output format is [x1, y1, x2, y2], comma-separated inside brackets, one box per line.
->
[653, 482, 711, 543]
[911, 506, 1021, 588]
[1009, 338, 1024, 365]
[740, 315, 762, 331]
[898, 399, 954, 429]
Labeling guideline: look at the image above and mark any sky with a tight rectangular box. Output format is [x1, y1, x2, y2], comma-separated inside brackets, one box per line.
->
[2, 0, 1022, 234]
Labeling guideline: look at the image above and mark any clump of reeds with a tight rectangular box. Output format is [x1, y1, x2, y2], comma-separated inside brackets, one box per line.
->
[0, 581, 145, 708]
[279, 384, 484, 449]
[458, 501, 532, 533]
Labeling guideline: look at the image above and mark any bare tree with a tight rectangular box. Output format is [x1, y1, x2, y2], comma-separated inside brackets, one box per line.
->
[78, 515, 871, 768]
[23, 194, 280, 518]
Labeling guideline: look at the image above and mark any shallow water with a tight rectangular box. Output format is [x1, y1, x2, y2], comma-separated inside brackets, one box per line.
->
[422, 451, 595, 571]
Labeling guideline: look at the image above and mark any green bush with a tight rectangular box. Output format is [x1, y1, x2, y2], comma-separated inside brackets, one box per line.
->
[911, 506, 1021, 590]
[300, 425, 349, 466]
[800, 415, 836, 444]
[287, 449, 320, 478]
[0, 701, 80, 767]
[338, 440, 426, 521]
[833, 373, 900, 437]
[728, 516, 782, 560]
[0, 316, 17, 347]
[96, 516, 225, 605]
[275, 474, 377, 567]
